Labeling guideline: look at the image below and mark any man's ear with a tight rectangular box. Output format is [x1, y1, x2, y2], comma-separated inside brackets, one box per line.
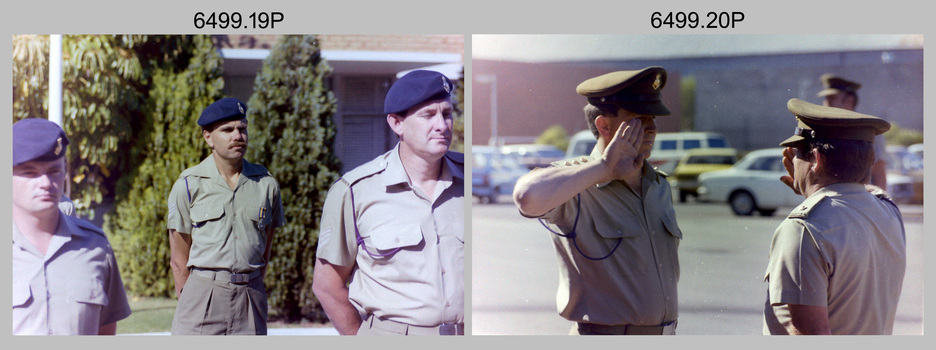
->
[202, 129, 214, 149]
[810, 148, 824, 175]
[387, 113, 404, 137]
[594, 115, 612, 140]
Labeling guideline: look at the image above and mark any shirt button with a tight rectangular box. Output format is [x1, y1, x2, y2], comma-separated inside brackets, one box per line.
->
[445, 301, 451, 307]
[658, 263, 664, 268]
[442, 268, 446, 274]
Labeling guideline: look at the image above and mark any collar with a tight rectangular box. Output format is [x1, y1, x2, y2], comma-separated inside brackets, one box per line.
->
[190, 154, 265, 178]
[811, 182, 867, 198]
[380, 143, 463, 187]
[12, 212, 82, 256]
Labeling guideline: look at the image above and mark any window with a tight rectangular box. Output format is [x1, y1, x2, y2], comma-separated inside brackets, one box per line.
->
[659, 140, 677, 150]
[683, 139, 701, 150]
[707, 137, 728, 148]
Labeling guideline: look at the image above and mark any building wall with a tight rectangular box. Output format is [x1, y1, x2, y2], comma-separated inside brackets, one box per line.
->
[472, 48, 923, 152]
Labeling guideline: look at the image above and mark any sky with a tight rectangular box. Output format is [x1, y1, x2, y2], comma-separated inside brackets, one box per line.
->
[472, 34, 924, 62]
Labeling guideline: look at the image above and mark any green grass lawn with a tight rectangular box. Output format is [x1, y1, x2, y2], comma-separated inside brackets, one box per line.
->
[118, 297, 328, 334]
[118, 297, 178, 334]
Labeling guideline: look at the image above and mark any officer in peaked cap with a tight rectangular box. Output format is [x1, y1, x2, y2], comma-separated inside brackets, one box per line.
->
[764, 98, 905, 335]
[514, 66, 683, 335]
[313, 69, 465, 335]
[167, 97, 285, 335]
[815, 73, 888, 190]
[12, 118, 131, 335]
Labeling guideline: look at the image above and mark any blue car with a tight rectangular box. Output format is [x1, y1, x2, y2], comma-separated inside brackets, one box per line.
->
[472, 146, 529, 204]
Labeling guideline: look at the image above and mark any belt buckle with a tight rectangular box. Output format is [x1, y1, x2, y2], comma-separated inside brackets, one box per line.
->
[439, 323, 459, 335]
[230, 273, 250, 284]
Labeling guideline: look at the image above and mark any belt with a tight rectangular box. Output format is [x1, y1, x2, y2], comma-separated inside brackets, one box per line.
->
[365, 314, 464, 335]
[576, 320, 677, 335]
[191, 268, 262, 285]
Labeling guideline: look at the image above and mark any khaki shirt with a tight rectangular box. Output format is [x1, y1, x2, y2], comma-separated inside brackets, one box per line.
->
[317, 144, 465, 327]
[535, 147, 682, 326]
[763, 183, 906, 335]
[167, 156, 285, 273]
[12, 213, 131, 335]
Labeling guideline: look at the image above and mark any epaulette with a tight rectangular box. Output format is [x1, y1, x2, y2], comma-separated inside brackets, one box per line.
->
[868, 185, 899, 209]
[788, 193, 829, 219]
[72, 217, 108, 238]
[445, 150, 464, 164]
[340, 155, 389, 186]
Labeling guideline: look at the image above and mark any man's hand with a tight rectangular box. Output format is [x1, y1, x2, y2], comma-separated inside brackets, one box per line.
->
[780, 147, 802, 195]
[600, 118, 646, 182]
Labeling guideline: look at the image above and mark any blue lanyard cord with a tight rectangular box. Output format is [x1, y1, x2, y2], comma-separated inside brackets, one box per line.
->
[350, 184, 401, 259]
[538, 194, 622, 261]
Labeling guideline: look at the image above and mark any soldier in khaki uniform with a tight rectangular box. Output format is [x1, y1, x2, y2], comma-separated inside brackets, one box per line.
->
[513, 67, 682, 335]
[312, 70, 464, 336]
[764, 98, 906, 335]
[167, 98, 285, 335]
[816, 74, 888, 190]
[12, 118, 131, 335]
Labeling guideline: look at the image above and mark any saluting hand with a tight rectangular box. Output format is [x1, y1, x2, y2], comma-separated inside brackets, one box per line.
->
[601, 118, 646, 182]
[779, 147, 801, 195]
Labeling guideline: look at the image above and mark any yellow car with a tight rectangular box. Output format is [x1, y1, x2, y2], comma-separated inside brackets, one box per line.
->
[670, 148, 738, 203]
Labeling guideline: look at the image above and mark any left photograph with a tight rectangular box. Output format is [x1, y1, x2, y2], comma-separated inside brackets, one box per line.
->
[11, 34, 466, 336]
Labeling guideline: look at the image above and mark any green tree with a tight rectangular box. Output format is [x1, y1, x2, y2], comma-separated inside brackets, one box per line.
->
[246, 35, 341, 321]
[105, 35, 224, 297]
[450, 67, 465, 152]
[536, 124, 570, 151]
[13, 35, 145, 219]
[883, 123, 924, 147]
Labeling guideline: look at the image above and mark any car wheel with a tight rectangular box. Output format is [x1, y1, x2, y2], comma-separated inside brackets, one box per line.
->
[757, 208, 776, 216]
[489, 187, 499, 204]
[679, 190, 688, 203]
[729, 191, 756, 216]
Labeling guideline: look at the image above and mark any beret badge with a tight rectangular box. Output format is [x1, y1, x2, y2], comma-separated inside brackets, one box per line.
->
[54, 137, 63, 156]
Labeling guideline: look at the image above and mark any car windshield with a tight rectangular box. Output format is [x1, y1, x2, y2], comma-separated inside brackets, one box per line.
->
[746, 155, 784, 172]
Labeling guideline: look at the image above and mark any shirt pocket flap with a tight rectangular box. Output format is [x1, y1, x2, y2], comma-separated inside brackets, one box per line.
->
[191, 204, 225, 223]
[662, 214, 683, 239]
[594, 220, 638, 239]
[71, 280, 108, 306]
[367, 224, 424, 250]
[246, 205, 273, 226]
[12, 283, 32, 307]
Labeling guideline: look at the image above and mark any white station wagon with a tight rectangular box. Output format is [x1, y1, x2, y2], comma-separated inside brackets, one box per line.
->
[697, 148, 803, 216]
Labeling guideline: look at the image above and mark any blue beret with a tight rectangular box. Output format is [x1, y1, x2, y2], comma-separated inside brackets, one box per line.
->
[198, 97, 248, 126]
[384, 70, 453, 115]
[12, 118, 69, 167]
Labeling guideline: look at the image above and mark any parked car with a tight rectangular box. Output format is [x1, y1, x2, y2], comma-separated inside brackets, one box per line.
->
[472, 146, 529, 204]
[566, 130, 598, 159]
[501, 143, 565, 169]
[670, 148, 738, 202]
[907, 143, 923, 159]
[886, 145, 924, 204]
[697, 148, 802, 216]
[649, 131, 732, 175]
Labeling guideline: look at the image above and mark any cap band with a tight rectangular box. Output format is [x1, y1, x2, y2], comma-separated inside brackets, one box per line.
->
[590, 93, 661, 104]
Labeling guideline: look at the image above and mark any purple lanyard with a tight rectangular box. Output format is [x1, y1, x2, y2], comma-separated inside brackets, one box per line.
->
[538, 194, 622, 261]
[350, 185, 402, 258]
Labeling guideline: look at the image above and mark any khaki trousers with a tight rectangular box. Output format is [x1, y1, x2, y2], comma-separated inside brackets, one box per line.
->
[171, 271, 267, 335]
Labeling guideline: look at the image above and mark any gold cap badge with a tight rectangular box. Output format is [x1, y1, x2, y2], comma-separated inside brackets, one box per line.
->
[54, 137, 63, 156]
[238, 103, 245, 114]
[652, 73, 662, 90]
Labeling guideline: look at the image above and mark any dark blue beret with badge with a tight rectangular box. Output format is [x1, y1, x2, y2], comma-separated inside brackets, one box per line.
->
[12, 118, 69, 167]
[198, 97, 248, 127]
[384, 70, 453, 115]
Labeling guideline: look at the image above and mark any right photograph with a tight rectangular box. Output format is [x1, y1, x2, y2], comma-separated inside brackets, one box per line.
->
[470, 34, 923, 335]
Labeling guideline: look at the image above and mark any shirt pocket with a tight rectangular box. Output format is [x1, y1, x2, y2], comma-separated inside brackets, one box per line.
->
[362, 224, 425, 252]
[246, 205, 274, 231]
[190, 204, 226, 244]
[70, 279, 107, 332]
[594, 220, 639, 240]
[662, 212, 683, 240]
[12, 282, 32, 308]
